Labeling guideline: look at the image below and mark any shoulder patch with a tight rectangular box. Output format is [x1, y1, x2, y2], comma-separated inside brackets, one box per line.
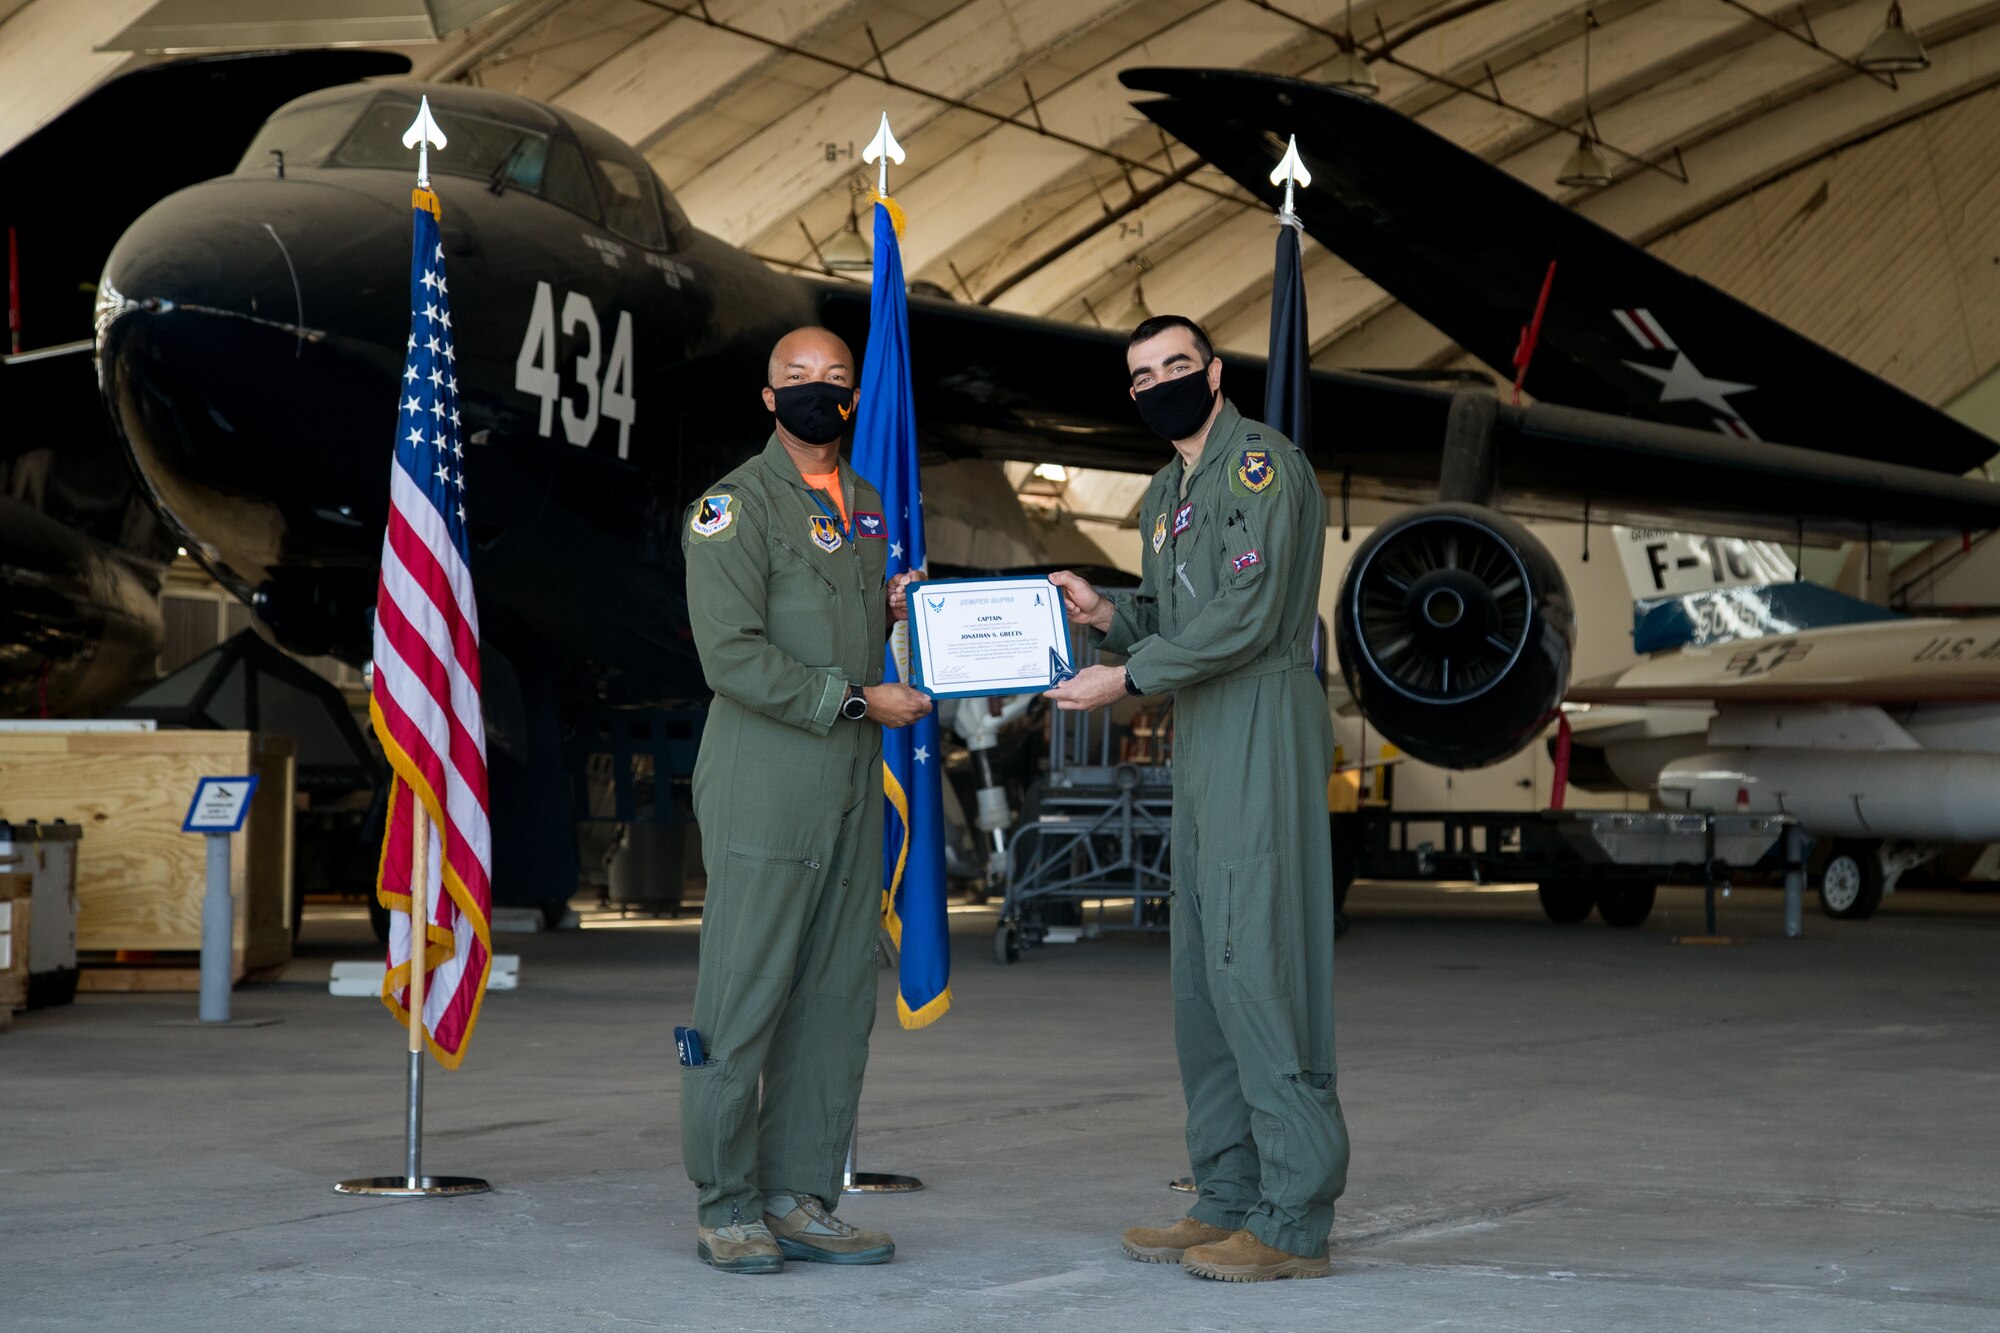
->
[689, 493, 738, 540]
[1231, 447, 1281, 496]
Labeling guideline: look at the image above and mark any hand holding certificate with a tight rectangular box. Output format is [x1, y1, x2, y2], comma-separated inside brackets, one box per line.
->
[907, 576, 1075, 698]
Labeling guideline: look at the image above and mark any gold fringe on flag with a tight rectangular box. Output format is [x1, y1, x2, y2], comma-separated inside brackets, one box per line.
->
[868, 189, 906, 240]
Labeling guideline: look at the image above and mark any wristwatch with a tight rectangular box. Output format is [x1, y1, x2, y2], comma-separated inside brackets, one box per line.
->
[1124, 669, 1143, 697]
[840, 684, 870, 721]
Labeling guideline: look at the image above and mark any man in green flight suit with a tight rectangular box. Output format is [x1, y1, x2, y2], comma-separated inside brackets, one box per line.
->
[1047, 314, 1349, 1282]
[680, 325, 931, 1275]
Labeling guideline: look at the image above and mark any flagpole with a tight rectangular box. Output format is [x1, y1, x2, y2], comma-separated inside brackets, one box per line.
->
[404, 808, 429, 1188]
[335, 98, 491, 1199]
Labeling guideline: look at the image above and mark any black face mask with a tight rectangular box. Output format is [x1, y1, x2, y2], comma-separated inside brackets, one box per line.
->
[1133, 365, 1217, 442]
[770, 380, 855, 445]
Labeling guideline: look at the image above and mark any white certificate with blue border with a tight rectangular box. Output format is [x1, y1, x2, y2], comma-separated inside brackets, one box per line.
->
[908, 576, 1075, 699]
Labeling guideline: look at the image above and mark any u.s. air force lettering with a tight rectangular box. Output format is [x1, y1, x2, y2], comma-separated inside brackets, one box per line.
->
[908, 576, 1074, 698]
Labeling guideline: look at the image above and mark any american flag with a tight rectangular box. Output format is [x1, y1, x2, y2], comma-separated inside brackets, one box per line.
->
[369, 187, 493, 1068]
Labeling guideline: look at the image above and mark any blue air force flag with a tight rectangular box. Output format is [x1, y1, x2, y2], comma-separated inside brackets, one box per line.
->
[850, 196, 951, 1029]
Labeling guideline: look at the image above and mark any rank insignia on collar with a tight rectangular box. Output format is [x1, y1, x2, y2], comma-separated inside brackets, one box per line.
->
[1235, 448, 1278, 495]
[1173, 502, 1194, 536]
[1232, 549, 1261, 573]
[808, 513, 843, 552]
[691, 494, 734, 537]
[854, 511, 887, 538]
[1152, 512, 1169, 553]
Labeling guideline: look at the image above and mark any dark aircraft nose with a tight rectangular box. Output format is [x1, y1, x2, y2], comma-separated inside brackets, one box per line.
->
[97, 175, 407, 651]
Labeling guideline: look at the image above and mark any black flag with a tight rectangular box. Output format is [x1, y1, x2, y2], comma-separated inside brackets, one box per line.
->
[1263, 219, 1312, 454]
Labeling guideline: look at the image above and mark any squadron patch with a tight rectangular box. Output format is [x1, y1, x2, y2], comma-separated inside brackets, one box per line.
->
[808, 513, 844, 553]
[1152, 512, 1169, 553]
[1232, 549, 1262, 573]
[1233, 448, 1279, 496]
[1173, 502, 1194, 537]
[854, 511, 887, 539]
[690, 494, 736, 539]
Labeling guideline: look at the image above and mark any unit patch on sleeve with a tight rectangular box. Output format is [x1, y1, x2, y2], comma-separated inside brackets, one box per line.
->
[854, 511, 887, 539]
[1173, 502, 1194, 537]
[1152, 512, 1169, 553]
[690, 493, 736, 539]
[1232, 549, 1262, 573]
[1233, 448, 1280, 496]
[808, 513, 844, 553]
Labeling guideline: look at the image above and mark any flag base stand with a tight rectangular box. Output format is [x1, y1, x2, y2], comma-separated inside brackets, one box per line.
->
[334, 1175, 491, 1197]
[841, 1118, 922, 1195]
[333, 1036, 490, 1199]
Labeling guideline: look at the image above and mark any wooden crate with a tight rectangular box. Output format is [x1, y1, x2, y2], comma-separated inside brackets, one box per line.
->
[0, 731, 294, 990]
[0, 872, 30, 1019]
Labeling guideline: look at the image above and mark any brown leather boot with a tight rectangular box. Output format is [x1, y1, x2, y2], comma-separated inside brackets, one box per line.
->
[1121, 1216, 1237, 1264]
[1182, 1229, 1331, 1282]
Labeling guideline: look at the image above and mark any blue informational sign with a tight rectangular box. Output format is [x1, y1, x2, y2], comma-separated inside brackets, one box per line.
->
[181, 775, 261, 834]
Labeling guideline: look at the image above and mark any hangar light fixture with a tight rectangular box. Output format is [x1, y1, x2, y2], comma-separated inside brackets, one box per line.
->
[1327, 0, 1380, 96]
[1556, 10, 1613, 189]
[1858, 2, 1931, 73]
[1118, 279, 1154, 328]
[823, 196, 873, 272]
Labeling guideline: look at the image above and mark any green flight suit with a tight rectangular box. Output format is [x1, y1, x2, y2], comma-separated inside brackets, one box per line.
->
[1100, 400, 1350, 1259]
[679, 434, 891, 1229]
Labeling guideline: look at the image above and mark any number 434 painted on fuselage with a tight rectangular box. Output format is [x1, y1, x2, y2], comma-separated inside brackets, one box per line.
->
[514, 280, 637, 458]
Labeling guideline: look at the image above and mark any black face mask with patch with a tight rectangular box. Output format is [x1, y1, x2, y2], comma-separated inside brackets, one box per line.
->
[1133, 365, 1217, 442]
[770, 380, 855, 445]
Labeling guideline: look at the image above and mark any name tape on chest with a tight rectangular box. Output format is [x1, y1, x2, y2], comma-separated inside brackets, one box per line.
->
[1173, 502, 1194, 537]
[854, 511, 887, 539]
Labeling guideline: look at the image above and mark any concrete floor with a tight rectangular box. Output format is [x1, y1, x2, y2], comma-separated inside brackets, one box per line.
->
[3, 881, 1998, 1332]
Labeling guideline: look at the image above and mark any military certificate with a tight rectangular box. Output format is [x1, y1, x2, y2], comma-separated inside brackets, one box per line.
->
[907, 576, 1075, 699]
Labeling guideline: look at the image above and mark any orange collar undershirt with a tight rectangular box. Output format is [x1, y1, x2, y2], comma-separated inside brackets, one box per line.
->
[802, 470, 848, 526]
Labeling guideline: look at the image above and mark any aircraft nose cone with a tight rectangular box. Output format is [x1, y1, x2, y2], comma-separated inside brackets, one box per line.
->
[97, 177, 405, 601]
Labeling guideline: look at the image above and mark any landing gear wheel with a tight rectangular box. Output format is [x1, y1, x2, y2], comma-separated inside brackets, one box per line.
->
[1819, 841, 1884, 920]
[994, 922, 1020, 964]
[1595, 884, 1656, 929]
[1537, 879, 1594, 924]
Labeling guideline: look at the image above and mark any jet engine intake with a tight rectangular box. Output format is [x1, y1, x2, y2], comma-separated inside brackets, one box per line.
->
[1335, 502, 1573, 769]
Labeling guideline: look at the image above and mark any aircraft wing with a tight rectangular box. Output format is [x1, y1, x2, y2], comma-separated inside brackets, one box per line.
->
[815, 287, 2000, 543]
[1121, 67, 1999, 479]
[1568, 617, 2000, 705]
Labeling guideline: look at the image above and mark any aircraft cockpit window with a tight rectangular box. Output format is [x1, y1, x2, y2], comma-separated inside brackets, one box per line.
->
[592, 156, 667, 249]
[335, 99, 549, 187]
[569, 120, 669, 249]
[234, 101, 357, 174]
[541, 138, 602, 224]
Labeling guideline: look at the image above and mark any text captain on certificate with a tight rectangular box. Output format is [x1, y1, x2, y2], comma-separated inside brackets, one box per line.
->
[907, 576, 1075, 698]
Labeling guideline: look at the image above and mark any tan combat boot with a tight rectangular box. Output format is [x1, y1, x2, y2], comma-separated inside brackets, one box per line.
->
[1182, 1229, 1331, 1282]
[696, 1220, 784, 1275]
[1121, 1216, 1237, 1264]
[764, 1194, 895, 1265]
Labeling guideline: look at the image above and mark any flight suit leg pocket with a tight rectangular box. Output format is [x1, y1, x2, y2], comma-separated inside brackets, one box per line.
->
[1220, 852, 1296, 1002]
[702, 844, 823, 982]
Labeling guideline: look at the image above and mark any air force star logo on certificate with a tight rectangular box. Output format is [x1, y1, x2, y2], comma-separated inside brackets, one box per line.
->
[690, 494, 734, 538]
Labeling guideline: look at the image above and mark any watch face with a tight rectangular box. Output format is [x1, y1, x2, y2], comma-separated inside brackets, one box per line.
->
[843, 694, 869, 719]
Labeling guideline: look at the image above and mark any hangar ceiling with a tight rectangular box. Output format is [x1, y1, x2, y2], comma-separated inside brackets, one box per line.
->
[7, 1, 2000, 400]
[377, 0, 2000, 387]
